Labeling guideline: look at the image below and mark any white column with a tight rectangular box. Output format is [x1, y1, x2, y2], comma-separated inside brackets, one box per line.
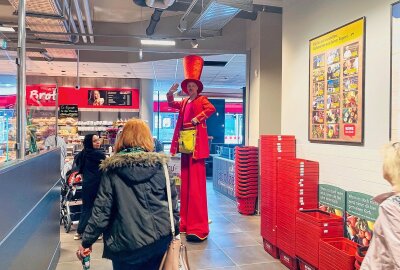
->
[139, 79, 154, 132]
[246, 12, 283, 146]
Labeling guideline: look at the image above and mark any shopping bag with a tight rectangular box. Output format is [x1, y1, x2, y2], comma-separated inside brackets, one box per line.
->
[159, 237, 189, 270]
[159, 164, 190, 270]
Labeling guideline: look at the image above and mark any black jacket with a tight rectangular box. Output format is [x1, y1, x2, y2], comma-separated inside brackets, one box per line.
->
[74, 149, 106, 203]
[81, 151, 179, 263]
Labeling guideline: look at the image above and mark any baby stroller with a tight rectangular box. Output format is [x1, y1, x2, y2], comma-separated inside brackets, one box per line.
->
[60, 161, 83, 233]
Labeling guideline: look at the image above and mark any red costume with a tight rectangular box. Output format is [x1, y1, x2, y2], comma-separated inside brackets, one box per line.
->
[167, 55, 216, 240]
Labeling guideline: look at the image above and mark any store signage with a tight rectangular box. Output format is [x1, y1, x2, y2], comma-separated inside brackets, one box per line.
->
[26, 85, 57, 107]
[59, 87, 140, 110]
[345, 192, 378, 247]
[309, 17, 365, 144]
[343, 124, 356, 137]
[59, 105, 78, 118]
[88, 89, 132, 107]
[318, 184, 346, 217]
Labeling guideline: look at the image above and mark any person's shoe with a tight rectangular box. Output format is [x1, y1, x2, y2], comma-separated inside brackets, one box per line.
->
[74, 233, 82, 240]
[186, 234, 207, 242]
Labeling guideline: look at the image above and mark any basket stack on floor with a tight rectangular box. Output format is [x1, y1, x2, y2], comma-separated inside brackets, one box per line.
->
[296, 210, 345, 269]
[259, 135, 296, 258]
[234, 146, 259, 215]
[276, 159, 320, 270]
[319, 237, 359, 270]
[354, 246, 368, 269]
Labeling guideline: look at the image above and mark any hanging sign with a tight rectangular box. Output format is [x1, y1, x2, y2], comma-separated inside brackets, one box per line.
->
[59, 105, 78, 118]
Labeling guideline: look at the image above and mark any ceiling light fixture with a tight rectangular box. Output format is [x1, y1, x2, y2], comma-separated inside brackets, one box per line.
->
[140, 39, 176, 46]
[139, 49, 143, 60]
[190, 39, 199, 49]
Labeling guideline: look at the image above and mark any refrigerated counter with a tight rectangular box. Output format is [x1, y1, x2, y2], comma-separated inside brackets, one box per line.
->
[0, 149, 61, 270]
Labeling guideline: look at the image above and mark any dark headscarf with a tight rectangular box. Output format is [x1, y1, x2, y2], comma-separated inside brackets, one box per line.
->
[83, 134, 96, 150]
[77, 134, 98, 173]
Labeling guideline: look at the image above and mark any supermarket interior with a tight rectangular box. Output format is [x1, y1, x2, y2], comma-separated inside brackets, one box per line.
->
[0, 0, 400, 269]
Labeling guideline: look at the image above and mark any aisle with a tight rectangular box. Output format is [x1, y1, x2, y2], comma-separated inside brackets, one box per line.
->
[56, 180, 286, 270]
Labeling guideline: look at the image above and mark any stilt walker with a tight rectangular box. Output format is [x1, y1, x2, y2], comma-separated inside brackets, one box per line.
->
[167, 55, 216, 241]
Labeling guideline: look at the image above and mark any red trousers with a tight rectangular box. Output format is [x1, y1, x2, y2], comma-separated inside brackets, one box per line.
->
[180, 154, 209, 239]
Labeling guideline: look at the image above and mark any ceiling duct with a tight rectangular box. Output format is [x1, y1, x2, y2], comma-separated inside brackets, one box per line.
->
[8, 0, 95, 59]
[177, 0, 253, 35]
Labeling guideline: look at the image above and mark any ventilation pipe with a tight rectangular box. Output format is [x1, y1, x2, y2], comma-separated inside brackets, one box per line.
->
[73, 0, 87, 43]
[146, 9, 163, 36]
[82, 0, 94, 43]
[133, 0, 176, 36]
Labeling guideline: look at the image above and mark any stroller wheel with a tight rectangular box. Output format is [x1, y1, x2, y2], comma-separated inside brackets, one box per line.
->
[63, 215, 72, 233]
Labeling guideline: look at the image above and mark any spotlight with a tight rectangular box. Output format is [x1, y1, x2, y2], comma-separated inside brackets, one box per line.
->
[140, 39, 175, 46]
[190, 39, 199, 49]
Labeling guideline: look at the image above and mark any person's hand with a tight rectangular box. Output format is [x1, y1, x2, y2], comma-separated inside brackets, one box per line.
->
[76, 245, 92, 261]
[168, 83, 179, 94]
[191, 118, 199, 126]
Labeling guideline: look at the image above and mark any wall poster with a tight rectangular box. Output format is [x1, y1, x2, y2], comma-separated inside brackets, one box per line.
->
[309, 18, 365, 144]
[391, 2, 400, 140]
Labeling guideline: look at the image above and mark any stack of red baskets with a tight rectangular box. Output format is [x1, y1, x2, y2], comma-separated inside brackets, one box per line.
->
[296, 210, 344, 269]
[319, 237, 359, 270]
[276, 159, 319, 269]
[259, 135, 296, 258]
[234, 146, 259, 215]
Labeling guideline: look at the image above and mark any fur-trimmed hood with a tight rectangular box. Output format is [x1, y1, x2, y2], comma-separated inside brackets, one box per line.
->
[100, 152, 170, 184]
[100, 152, 169, 171]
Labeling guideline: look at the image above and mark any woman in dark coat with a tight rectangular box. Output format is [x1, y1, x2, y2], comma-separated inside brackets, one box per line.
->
[77, 119, 179, 270]
[74, 134, 106, 240]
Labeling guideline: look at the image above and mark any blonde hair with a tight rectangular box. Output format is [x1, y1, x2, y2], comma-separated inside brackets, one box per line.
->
[114, 118, 154, 153]
[383, 142, 400, 192]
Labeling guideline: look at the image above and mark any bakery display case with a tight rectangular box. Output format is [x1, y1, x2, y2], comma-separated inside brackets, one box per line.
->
[27, 109, 57, 155]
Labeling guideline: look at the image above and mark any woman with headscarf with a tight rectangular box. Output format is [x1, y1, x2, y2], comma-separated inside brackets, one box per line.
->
[73, 134, 106, 240]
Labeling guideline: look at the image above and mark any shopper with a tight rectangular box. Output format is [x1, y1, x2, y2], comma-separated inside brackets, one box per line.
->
[167, 55, 216, 242]
[74, 134, 106, 240]
[361, 142, 400, 269]
[77, 118, 179, 270]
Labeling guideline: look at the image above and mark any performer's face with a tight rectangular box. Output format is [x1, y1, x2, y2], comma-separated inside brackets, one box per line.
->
[187, 82, 198, 97]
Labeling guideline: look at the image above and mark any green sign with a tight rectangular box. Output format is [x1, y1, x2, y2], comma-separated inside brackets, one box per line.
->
[346, 191, 379, 221]
[319, 184, 346, 210]
[0, 39, 7, 50]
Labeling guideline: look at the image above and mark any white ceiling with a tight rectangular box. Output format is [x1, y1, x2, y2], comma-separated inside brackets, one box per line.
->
[0, 51, 246, 91]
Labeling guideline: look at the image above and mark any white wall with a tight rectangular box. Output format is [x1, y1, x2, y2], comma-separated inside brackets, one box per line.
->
[282, 0, 394, 195]
[247, 12, 283, 146]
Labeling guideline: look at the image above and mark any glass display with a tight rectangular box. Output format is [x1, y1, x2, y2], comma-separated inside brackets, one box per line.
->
[225, 113, 243, 144]
[154, 112, 179, 143]
[25, 84, 58, 156]
[0, 56, 17, 165]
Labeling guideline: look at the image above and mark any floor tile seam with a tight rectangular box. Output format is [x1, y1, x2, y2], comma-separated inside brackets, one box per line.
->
[197, 260, 284, 270]
[218, 243, 261, 249]
[209, 227, 241, 267]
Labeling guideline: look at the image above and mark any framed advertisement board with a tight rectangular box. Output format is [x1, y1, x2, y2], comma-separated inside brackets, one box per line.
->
[390, 2, 400, 141]
[309, 17, 365, 144]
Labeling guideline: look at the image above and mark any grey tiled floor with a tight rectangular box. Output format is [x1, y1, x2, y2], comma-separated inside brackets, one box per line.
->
[57, 181, 287, 270]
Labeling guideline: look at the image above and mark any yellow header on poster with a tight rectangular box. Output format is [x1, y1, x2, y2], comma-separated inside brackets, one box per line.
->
[310, 18, 364, 54]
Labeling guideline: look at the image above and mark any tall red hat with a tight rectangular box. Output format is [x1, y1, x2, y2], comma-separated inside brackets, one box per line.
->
[181, 55, 204, 94]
